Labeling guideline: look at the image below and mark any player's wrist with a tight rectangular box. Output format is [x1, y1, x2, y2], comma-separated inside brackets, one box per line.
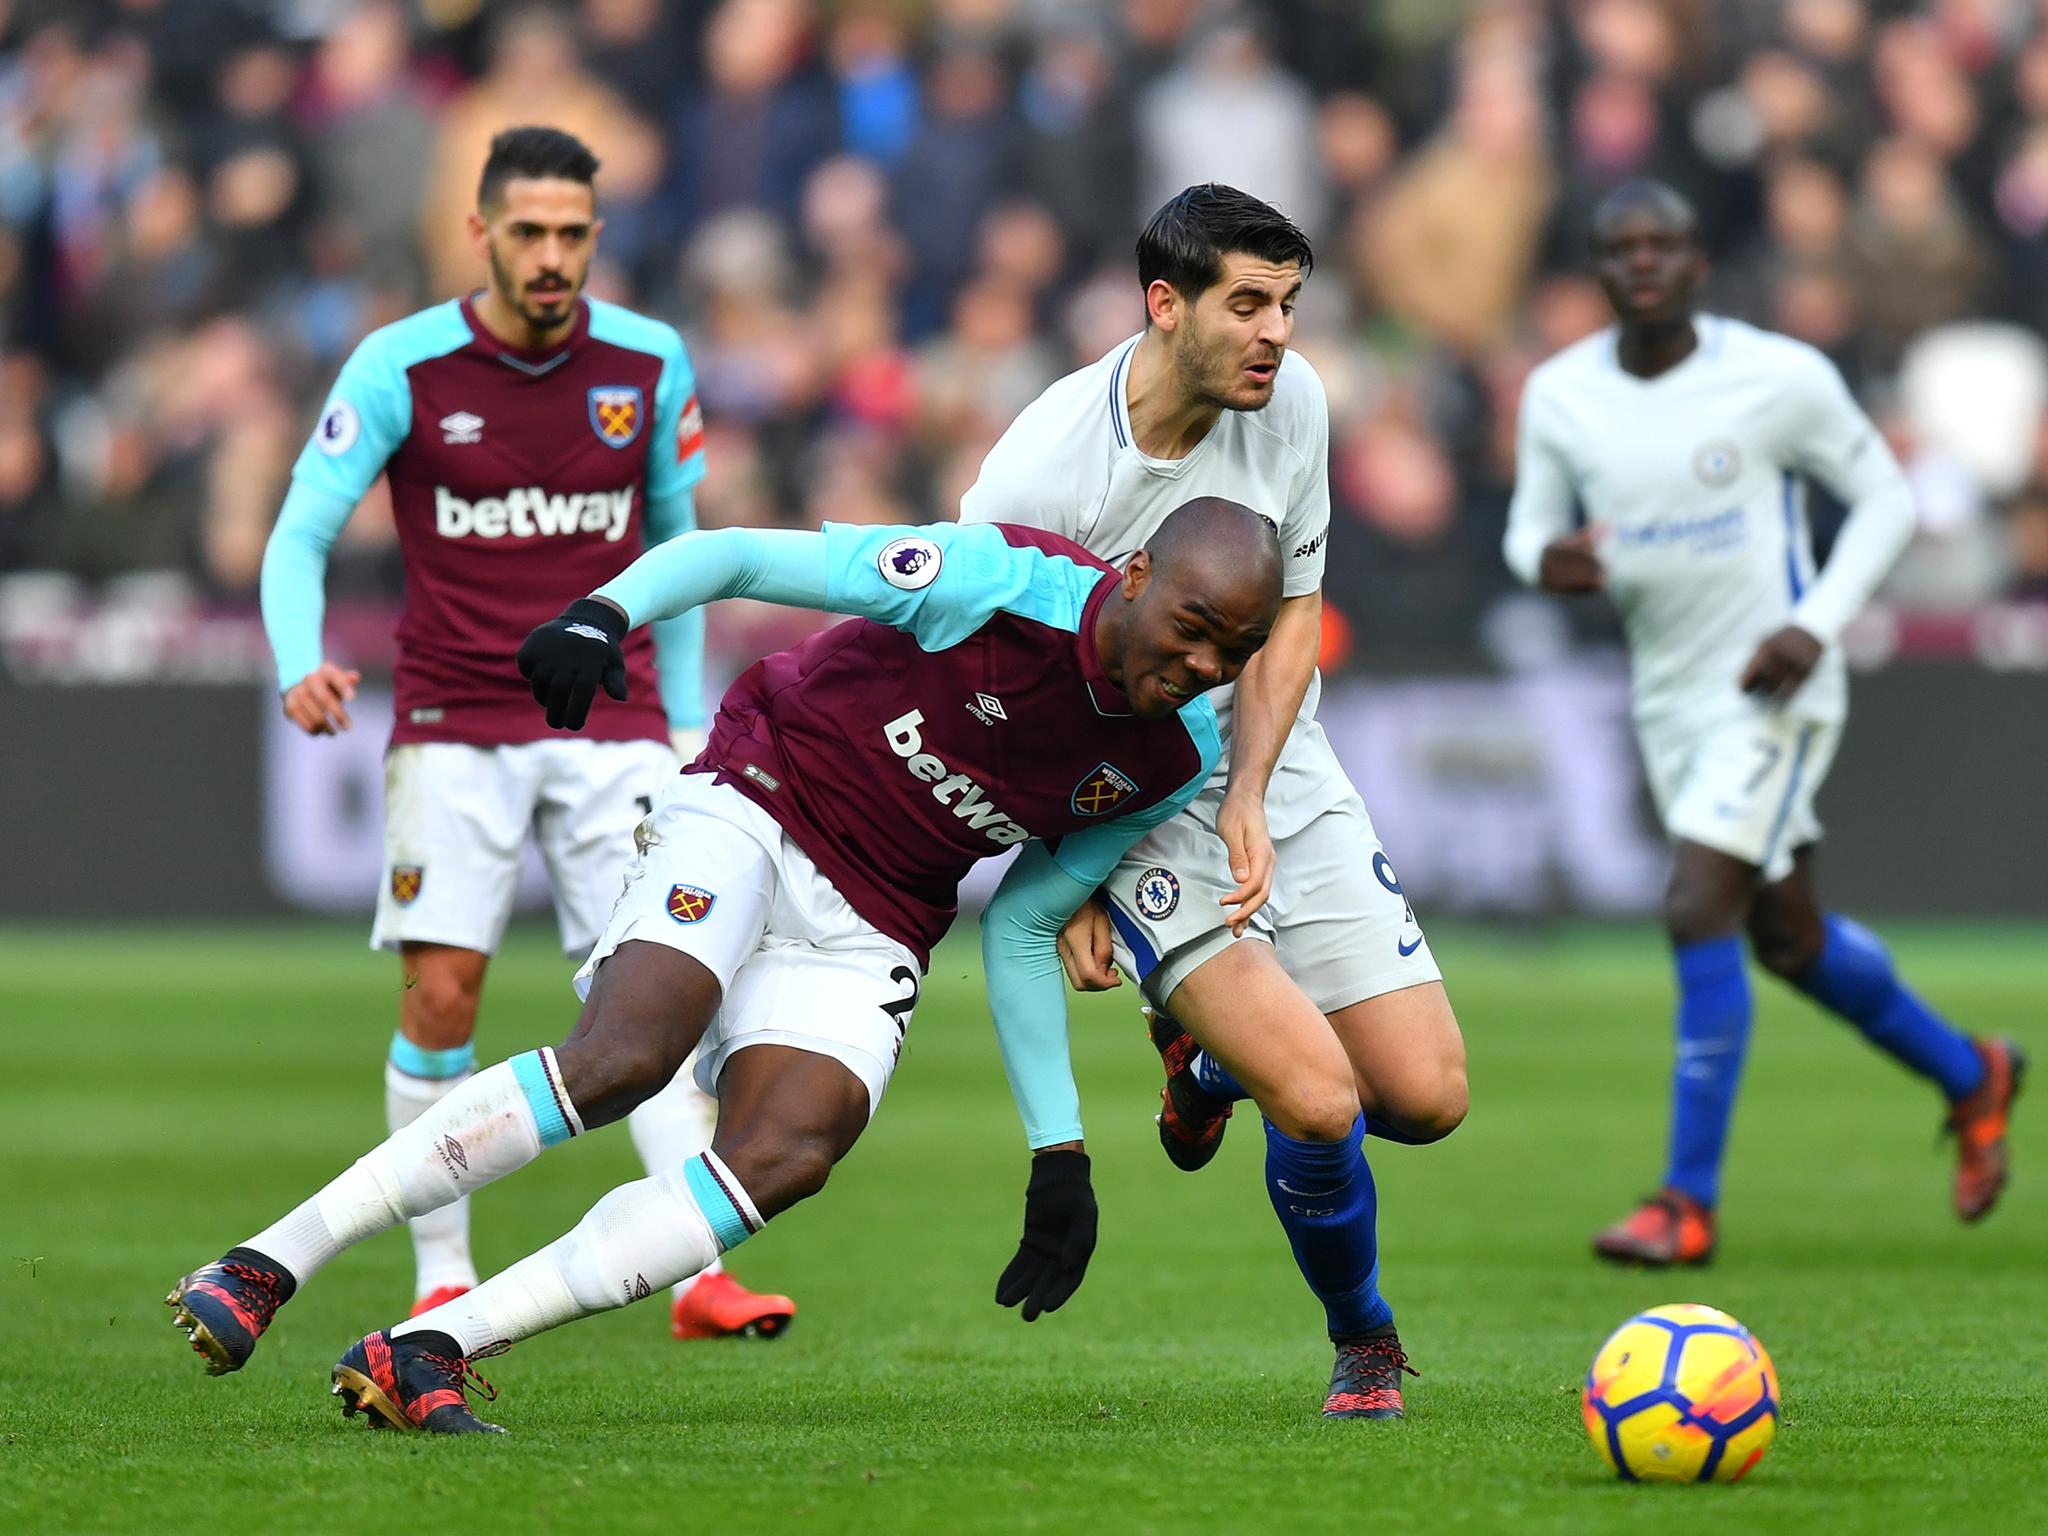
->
[561, 596, 628, 643]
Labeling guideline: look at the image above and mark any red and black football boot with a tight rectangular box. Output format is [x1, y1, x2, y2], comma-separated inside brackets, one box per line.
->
[1591, 1188, 1717, 1266]
[332, 1328, 504, 1434]
[165, 1247, 295, 1375]
[1145, 1005, 1231, 1172]
[671, 1271, 797, 1340]
[1323, 1328, 1419, 1419]
[1948, 1036, 2027, 1222]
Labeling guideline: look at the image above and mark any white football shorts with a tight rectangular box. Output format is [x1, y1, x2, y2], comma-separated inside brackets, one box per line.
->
[572, 773, 922, 1118]
[373, 738, 679, 957]
[1103, 783, 1441, 1016]
[1640, 706, 1841, 883]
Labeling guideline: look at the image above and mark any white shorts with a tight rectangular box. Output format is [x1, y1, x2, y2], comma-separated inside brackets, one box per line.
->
[373, 738, 679, 957]
[572, 773, 922, 1118]
[1104, 786, 1442, 1016]
[1640, 708, 1841, 883]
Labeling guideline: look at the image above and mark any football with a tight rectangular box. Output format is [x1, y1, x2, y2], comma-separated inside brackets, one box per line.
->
[1581, 1304, 1780, 1482]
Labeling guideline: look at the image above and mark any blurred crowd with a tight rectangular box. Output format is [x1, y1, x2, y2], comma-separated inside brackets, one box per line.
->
[6, 0, 2048, 678]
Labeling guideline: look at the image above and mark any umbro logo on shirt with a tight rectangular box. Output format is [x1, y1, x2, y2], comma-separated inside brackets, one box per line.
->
[440, 411, 484, 444]
[965, 692, 1007, 726]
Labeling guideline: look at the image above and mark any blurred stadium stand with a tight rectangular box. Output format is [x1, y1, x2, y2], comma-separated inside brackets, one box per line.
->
[3, 0, 2045, 917]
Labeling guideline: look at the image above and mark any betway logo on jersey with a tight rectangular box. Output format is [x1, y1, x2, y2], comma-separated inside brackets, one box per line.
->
[434, 486, 634, 542]
[884, 709, 1030, 847]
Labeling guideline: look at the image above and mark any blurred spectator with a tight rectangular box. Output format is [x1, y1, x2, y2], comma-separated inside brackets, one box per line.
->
[8, 0, 2048, 674]
[1134, 14, 1325, 236]
[1360, 43, 1553, 360]
[662, 0, 834, 248]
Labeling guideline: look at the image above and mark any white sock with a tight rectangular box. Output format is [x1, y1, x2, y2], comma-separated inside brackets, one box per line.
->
[386, 1051, 479, 1297]
[397, 1150, 760, 1357]
[626, 1051, 725, 1297]
[246, 1050, 582, 1286]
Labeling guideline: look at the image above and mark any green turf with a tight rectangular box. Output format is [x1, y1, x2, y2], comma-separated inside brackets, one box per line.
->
[2, 922, 2042, 1534]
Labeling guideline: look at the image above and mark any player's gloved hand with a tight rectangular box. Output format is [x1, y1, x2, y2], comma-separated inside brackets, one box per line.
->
[517, 598, 629, 729]
[995, 1148, 1096, 1321]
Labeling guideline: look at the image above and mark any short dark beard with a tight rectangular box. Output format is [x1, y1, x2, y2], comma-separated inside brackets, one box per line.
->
[1173, 313, 1275, 415]
[487, 241, 577, 338]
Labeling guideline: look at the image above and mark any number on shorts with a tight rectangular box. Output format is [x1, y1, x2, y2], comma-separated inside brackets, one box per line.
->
[880, 965, 919, 1043]
[1741, 742, 1783, 796]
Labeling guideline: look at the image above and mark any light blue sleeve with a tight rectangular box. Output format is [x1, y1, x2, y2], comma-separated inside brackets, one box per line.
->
[594, 521, 1105, 646]
[264, 304, 466, 690]
[594, 526, 833, 625]
[259, 480, 359, 692]
[978, 702, 1220, 1148]
[641, 489, 705, 730]
[289, 312, 453, 504]
[820, 520, 1103, 648]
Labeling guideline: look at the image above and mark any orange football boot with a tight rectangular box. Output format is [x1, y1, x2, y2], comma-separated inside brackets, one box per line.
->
[409, 1284, 471, 1318]
[1592, 1188, 1716, 1266]
[1947, 1036, 2026, 1222]
[671, 1271, 797, 1340]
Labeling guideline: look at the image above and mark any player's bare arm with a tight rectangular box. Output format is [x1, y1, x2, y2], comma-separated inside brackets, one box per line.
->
[1216, 586, 1321, 930]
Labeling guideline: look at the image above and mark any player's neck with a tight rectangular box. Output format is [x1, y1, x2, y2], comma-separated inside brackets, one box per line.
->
[472, 286, 578, 353]
[1126, 331, 1223, 460]
[1615, 316, 1699, 380]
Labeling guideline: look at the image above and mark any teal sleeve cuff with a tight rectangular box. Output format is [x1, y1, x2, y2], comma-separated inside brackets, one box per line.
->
[981, 843, 1096, 1148]
[259, 479, 357, 691]
[593, 527, 833, 628]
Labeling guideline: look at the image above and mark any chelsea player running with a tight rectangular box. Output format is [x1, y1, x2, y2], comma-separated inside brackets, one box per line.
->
[249, 125, 790, 1338]
[1505, 180, 2024, 1265]
[168, 500, 1280, 1433]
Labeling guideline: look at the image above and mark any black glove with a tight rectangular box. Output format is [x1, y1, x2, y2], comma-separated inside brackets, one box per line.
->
[516, 598, 629, 730]
[995, 1149, 1096, 1321]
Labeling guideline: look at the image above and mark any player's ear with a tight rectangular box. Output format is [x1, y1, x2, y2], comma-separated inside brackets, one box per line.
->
[1122, 551, 1152, 600]
[1145, 279, 1180, 333]
[466, 209, 489, 256]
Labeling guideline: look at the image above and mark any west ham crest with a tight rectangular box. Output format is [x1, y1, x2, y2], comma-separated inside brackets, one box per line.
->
[390, 865, 424, 906]
[1071, 762, 1139, 817]
[667, 884, 716, 923]
[589, 386, 643, 448]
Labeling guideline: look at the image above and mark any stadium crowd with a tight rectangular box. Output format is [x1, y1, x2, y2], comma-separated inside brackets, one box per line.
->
[5, 0, 2048, 677]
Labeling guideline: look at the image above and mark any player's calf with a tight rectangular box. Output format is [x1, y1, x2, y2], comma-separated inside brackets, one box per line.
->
[165, 1248, 295, 1375]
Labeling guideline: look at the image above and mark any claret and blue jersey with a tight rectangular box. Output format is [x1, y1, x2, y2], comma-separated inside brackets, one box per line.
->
[599, 518, 1223, 968]
[266, 294, 708, 746]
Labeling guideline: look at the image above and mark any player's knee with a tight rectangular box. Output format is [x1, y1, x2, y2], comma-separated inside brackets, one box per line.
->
[716, 1129, 837, 1217]
[402, 966, 483, 1046]
[1261, 1081, 1362, 1143]
[1361, 1061, 1468, 1144]
[1747, 920, 1819, 981]
[1663, 883, 1739, 949]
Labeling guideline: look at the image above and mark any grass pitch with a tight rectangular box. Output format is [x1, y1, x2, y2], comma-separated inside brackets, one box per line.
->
[2, 922, 2042, 1534]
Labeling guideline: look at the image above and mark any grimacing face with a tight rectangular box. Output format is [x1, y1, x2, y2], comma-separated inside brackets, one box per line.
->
[471, 176, 602, 335]
[1166, 251, 1301, 412]
[1114, 553, 1273, 719]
